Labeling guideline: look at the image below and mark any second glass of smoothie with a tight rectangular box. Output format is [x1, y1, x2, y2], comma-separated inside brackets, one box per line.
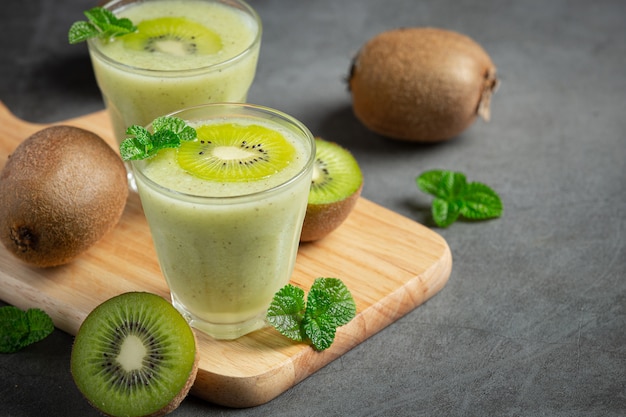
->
[131, 103, 316, 340]
[88, 0, 261, 185]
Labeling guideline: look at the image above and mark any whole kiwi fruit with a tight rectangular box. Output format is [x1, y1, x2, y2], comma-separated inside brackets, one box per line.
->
[0, 125, 128, 267]
[349, 27, 499, 142]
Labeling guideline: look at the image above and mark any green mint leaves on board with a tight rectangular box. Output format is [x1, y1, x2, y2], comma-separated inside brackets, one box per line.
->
[0, 306, 54, 353]
[68, 7, 136, 44]
[267, 278, 356, 351]
[120, 116, 197, 161]
[416, 170, 503, 228]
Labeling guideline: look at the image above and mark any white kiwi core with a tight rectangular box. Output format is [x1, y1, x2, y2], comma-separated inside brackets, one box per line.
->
[212, 145, 257, 161]
[117, 335, 147, 371]
[311, 164, 324, 183]
[153, 39, 191, 57]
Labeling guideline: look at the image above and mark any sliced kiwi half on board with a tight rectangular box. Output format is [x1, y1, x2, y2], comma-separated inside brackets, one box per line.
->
[177, 123, 296, 181]
[300, 138, 363, 242]
[123, 17, 222, 56]
[70, 292, 198, 417]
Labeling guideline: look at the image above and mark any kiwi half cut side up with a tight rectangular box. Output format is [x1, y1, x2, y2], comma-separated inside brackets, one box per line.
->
[123, 17, 222, 56]
[177, 123, 296, 181]
[300, 138, 363, 242]
[70, 292, 198, 417]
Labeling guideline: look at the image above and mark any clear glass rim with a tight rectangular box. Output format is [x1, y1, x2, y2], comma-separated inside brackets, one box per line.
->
[88, 0, 262, 77]
[131, 102, 316, 203]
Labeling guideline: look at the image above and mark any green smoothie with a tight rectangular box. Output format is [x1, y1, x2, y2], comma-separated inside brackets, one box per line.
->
[131, 105, 315, 339]
[88, 0, 261, 144]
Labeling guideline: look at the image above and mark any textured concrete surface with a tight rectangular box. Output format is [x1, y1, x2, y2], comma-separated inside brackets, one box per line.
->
[1, 0, 625, 416]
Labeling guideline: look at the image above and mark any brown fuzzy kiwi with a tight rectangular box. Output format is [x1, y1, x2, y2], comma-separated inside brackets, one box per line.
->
[301, 187, 362, 242]
[0, 125, 128, 267]
[349, 27, 499, 142]
[300, 138, 363, 242]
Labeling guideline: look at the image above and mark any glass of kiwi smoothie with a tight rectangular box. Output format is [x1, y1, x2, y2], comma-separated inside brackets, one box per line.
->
[87, 0, 261, 186]
[130, 103, 315, 340]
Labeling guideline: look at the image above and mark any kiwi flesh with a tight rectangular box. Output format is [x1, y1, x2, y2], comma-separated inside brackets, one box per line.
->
[300, 138, 363, 242]
[176, 123, 296, 181]
[0, 126, 128, 267]
[71, 292, 198, 417]
[123, 17, 222, 56]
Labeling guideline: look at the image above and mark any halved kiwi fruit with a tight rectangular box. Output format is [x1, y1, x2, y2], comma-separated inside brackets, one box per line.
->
[177, 123, 296, 181]
[123, 17, 222, 56]
[300, 138, 363, 242]
[71, 292, 198, 417]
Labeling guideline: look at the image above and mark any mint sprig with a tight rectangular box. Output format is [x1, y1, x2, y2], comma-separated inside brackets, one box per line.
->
[0, 306, 54, 353]
[68, 7, 136, 44]
[417, 169, 503, 228]
[267, 278, 356, 351]
[120, 116, 197, 161]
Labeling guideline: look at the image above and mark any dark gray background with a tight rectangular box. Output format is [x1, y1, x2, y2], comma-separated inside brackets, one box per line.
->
[1, 0, 625, 416]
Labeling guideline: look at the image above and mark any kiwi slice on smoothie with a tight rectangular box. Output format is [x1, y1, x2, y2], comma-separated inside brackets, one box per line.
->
[70, 292, 198, 417]
[300, 138, 363, 242]
[123, 17, 222, 56]
[177, 123, 296, 181]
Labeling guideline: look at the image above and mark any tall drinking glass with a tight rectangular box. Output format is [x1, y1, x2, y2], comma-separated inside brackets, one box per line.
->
[131, 103, 315, 340]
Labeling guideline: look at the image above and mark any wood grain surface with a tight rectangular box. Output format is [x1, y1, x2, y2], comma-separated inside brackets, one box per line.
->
[0, 101, 452, 407]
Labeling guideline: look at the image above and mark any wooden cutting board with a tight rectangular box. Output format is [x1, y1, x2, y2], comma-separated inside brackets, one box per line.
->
[0, 101, 452, 408]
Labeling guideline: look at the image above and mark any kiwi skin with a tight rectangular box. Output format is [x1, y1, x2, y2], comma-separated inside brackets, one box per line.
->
[349, 27, 498, 142]
[0, 125, 128, 267]
[300, 139, 363, 243]
[300, 184, 362, 242]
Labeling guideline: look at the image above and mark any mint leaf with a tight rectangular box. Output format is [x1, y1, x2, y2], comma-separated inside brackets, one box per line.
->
[303, 278, 356, 350]
[459, 182, 503, 220]
[83, 7, 119, 28]
[0, 307, 29, 353]
[416, 170, 445, 196]
[0, 307, 54, 353]
[120, 126, 153, 160]
[24, 309, 55, 346]
[432, 198, 463, 228]
[302, 314, 337, 351]
[266, 278, 356, 351]
[417, 169, 503, 227]
[266, 285, 306, 341]
[152, 116, 196, 140]
[438, 171, 467, 199]
[306, 278, 356, 327]
[120, 116, 197, 161]
[68, 7, 137, 44]
[68, 21, 100, 44]
[151, 130, 183, 150]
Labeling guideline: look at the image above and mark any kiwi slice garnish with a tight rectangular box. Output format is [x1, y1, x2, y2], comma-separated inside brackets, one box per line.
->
[300, 138, 363, 242]
[71, 292, 198, 417]
[123, 17, 222, 56]
[176, 123, 297, 181]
